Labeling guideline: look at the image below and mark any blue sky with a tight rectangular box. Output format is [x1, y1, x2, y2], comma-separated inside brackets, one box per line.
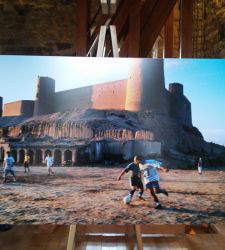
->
[0, 56, 224, 145]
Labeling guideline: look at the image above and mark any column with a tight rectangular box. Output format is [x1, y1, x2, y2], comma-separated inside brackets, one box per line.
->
[41, 149, 45, 164]
[62, 150, 66, 165]
[17, 149, 20, 163]
[72, 149, 77, 166]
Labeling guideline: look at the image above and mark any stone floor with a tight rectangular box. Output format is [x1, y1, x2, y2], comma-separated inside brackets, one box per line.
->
[0, 166, 225, 224]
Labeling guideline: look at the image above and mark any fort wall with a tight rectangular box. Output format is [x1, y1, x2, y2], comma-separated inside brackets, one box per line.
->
[125, 59, 167, 113]
[33, 76, 55, 116]
[169, 83, 192, 127]
[91, 79, 127, 110]
[3, 100, 34, 117]
[53, 86, 93, 113]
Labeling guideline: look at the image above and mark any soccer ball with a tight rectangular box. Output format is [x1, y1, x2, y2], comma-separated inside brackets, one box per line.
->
[123, 195, 131, 205]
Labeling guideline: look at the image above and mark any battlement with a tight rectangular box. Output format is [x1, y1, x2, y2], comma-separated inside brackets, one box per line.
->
[169, 83, 184, 96]
[33, 76, 55, 116]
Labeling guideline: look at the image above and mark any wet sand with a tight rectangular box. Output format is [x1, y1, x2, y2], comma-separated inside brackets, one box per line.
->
[0, 166, 225, 224]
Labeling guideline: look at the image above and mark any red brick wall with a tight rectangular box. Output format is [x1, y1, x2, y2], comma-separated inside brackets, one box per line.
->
[3, 100, 34, 117]
[3, 101, 23, 117]
[54, 86, 93, 112]
[54, 79, 127, 112]
[92, 79, 127, 110]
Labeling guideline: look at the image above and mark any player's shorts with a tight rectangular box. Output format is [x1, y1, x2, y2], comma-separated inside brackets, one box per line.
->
[24, 162, 29, 168]
[146, 181, 160, 189]
[4, 169, 15, 176]
[47, 165, 53, 169]
[130, 177, 143, 189]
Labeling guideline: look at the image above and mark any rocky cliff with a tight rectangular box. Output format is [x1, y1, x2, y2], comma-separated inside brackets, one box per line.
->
[1, 108, 224, 167]
[4, 109, 153, 141]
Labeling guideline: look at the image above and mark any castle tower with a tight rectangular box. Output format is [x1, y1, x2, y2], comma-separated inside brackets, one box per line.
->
[169, 83, 192, 127]
[0, 96, 3, 117]
[33, 77, 55, 116]
[125, 59, 166, 112]
[169, 83, 183, 96]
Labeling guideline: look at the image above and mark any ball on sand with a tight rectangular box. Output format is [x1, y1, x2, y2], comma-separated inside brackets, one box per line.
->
[123, 195, 131, 205]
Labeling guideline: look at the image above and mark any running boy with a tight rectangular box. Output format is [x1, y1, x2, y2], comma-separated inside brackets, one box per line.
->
[197, 157, 203, 175]
[139, 159, 169, 209]
[117, 156, 144, 201]
[3, 151, 16, 183]
[24, 153, 30, 173]
[45, 153, 54, 175]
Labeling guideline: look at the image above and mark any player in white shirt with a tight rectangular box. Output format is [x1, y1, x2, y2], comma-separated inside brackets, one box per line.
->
[45, 154, 55, 175]
[139, 159, 169, 209]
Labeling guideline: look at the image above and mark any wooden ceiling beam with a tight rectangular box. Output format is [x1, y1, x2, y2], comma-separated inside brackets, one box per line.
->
[164, 8, 174, 58]
[119, 36, 129, 57]
[140, 0, 158, 30]
[110, 0, 130, 40]
[140, 0, 177, 57]
[75, 0, 90, 56]
[180, 0, 193, 58]
[128, 0, 141, 57]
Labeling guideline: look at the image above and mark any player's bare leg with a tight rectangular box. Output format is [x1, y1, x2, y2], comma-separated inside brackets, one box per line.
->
[155, 187, 168, 196]
[13, 175, 16, 182]
[138, 185, 145, 200]
[3, 172, 7, 183]
[129, 186, 137, 199]
[50, 168, 55, 175]
[149, 187, 162, 209]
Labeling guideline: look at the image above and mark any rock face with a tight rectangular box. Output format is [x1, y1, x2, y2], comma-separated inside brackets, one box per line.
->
[10, 109, 153, 141]
[0, 108, 224, 167]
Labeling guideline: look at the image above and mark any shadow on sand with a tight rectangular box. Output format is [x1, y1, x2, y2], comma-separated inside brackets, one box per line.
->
[168, 190, 222, 196]
[163, 206, 225, 218]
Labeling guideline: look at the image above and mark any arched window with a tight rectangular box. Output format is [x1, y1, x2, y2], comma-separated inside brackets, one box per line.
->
[28, 149, 34, 165]
[64, 150, 72, 165]
[35, 149, 43, 165]
[19, 149, 25, 164]
[54, 149, 62, 166]
[11, 149, 17, 162]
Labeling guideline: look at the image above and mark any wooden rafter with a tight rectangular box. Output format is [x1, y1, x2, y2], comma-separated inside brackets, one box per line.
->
[128, 0, 141, 57]
[75, 0, 90, 56]
[164, 8, 174, 58]
[140, 0, 177, 57]
[180, 0, 193, 58]
[119, 35, 129, 57]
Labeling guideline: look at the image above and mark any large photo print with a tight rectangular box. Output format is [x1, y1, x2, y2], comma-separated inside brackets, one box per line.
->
[0, 56, 225, 224]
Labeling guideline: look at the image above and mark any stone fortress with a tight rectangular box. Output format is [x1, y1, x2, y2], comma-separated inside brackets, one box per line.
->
[0, 59, 224, 167]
